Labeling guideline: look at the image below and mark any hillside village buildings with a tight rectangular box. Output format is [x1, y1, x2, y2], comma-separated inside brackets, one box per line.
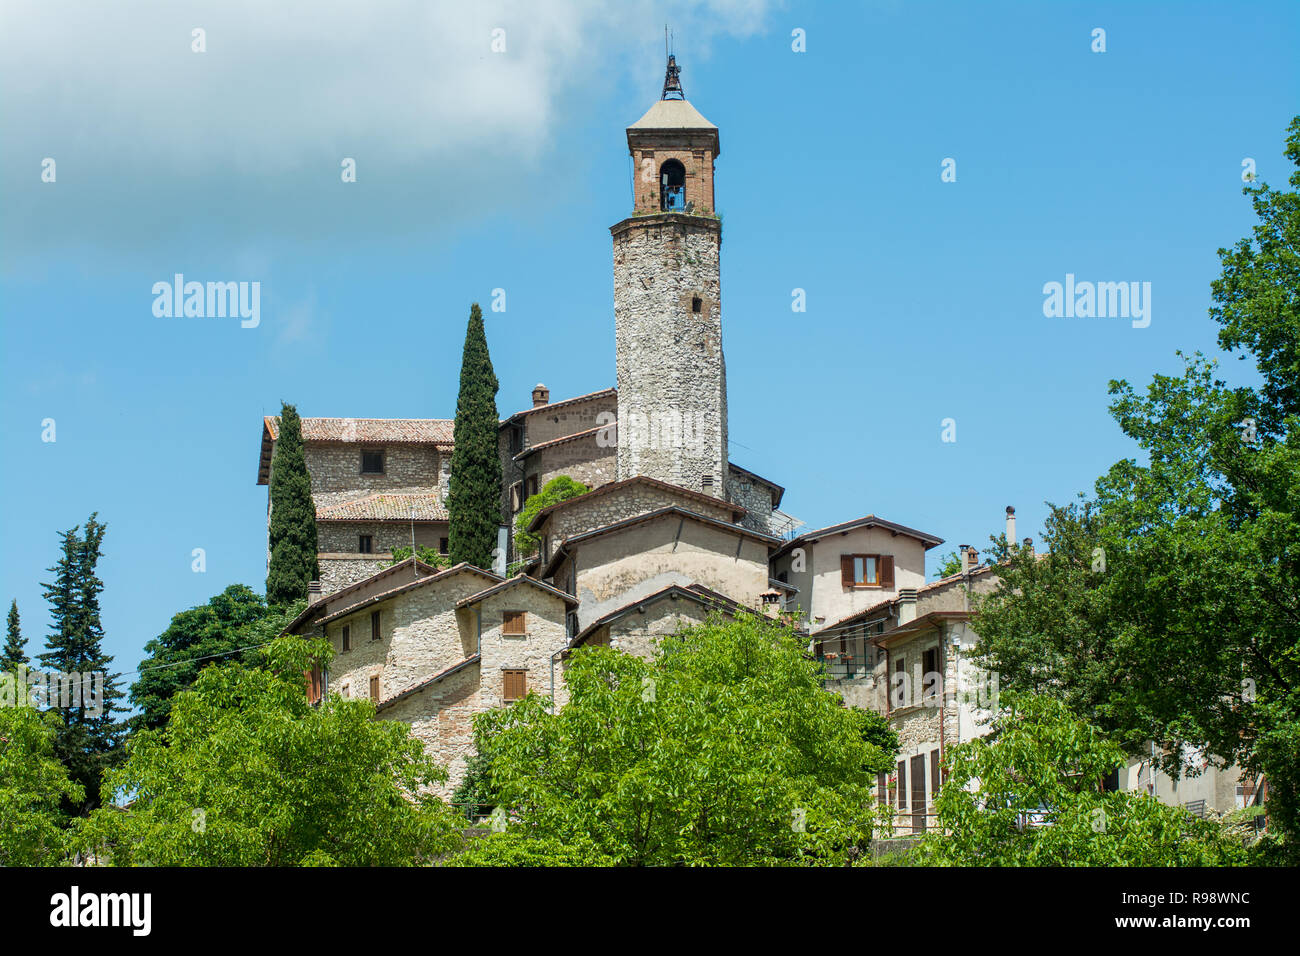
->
[260, 57, 1256, 830]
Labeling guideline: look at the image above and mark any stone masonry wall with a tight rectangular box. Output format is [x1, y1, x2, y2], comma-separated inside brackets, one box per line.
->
[305, 443, 442, 497]
[540, 482, 737, 560]
[613, 214, 727, 498]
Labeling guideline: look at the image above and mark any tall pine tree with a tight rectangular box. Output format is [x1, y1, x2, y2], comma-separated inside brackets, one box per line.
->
[2, 599, 25, 669]
[38, 514, 125, 815]
[447, 303, 502, 569]
[266, 402, 320, 606]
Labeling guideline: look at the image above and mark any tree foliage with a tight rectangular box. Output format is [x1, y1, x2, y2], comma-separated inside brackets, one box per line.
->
[38, 514, 125, 815]
[447, 303, 503, 570]
[0, 704, 84, 865]
[266, 402, 320, 607]
[513, 475, 589, 555]
[3, 599, 25, 670]
[912, 695, 1249, 866]
[456, 613, 897, 866]
[79, 636, 463, 866]
[129, 585, 291, 733]
[972, 118, 1300, 859]
[383, 546, 452, 570]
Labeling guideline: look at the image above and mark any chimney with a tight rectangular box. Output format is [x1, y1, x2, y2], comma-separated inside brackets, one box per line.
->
[1022, 536, 1034, 556]
[897, 587, 918, 625]
[1005, 506, 1016, 546]
[760, 589, 782, 619]
[965, 547, 980, 571]
[532, 383, 550, 408]
[307, 581, 323, 604]
[958, 544, 971, 569]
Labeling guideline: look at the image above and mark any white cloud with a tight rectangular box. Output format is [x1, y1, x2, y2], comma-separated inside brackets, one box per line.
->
[0, 0, 776, 262]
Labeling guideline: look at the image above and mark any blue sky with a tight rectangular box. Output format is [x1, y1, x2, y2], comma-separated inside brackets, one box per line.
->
[2, 1, 1297, 690]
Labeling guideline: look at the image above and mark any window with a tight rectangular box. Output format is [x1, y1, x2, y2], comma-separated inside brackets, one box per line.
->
[369, 675, 379, 701]
[691, 296, 702, 314]
[502, 611, 527, 636]
[659, 159, 686, 210]
[897, 760, 907, 810]
[358, 535, 373, 554]
[922, 647, 940, 702]
[525, 474, 539, 499]
[911, 754, 927, 830]
[840, 554, 895, 589]
[438, 537, 450, 555]
[360, 449, 385, 474]
[370, 610, 381, 641]
[341, 625, 351, 653]
[503, 669, 527, 703]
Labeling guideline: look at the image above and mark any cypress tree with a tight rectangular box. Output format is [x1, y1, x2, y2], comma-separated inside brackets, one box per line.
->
[446, 303, 503, 569]
[38, 514, 126, 814]
[2, 599, 25, 669]
[266, 402, 320, 606]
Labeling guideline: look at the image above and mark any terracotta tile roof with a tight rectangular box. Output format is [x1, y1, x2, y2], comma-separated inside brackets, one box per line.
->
[258, 416, 454, 484]
[569, 583, 745, 649]
[771, 514, 944, 560]
[310, 562, 503, 628]
[280, 557, 443, 634]
[501, 387, 616, 425]
[527, 475, 746, 533]
[316, 493, 447, 522]
[820, 564, 998, 633]
[512, 425, 609, 461]
[541, 505, 780, 578]
[375, 655, 480, 713]
[455, 574, 580, 609]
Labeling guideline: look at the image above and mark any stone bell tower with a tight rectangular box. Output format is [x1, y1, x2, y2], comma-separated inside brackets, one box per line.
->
[612, 54, 728, 497]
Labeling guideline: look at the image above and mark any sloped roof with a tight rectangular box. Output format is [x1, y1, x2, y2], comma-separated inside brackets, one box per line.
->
[455, 574, 580, 609]
[628, 98, 716, 131]
[500, 388, 616, 426]
[281, 556, 444, 634]
[316, 493, 447, 522]
[569, 582, 744, 648]
[772, 514, 944, 560]
[375, 655, 480, 713]
[311, 562, 503, 627]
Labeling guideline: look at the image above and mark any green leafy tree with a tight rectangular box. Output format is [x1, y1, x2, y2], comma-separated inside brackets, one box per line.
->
[0, 705, 84, 865]
[129, 585, 288, 733]
[461, 613, 897, 866]
[513, 475, 589, 555]
[78, 636, 463, 866]
[912, 695, 1249, 866]
[383, 546, 452, 570]
[38, 515, 126, 815]
[973, 119, 1300, 859]
[931, 550, 963, 579]
[447, 830, 613, 867]
[446, 304, 502, 570]
[266, 402, 320, 606]
[3, 599, 26, 670]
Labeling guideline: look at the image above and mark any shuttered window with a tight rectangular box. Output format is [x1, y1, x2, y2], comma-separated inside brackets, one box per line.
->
[503, 669, 527, 703]
[911, 754, 927, 830]
[341, 625, 350, 652]
[897, 760, 907, 810]
[840, 554, 895, 588]
[922, 647, 939, 702]
[369, 675, 379, 701]
[502, 611, 527, 636]
[370, 610, 381, 641]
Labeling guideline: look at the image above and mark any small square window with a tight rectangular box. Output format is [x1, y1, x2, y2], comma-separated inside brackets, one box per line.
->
[439, 537, 450, 555]
[691, 296, 702, 313]
[358, 535, 373, 554]
[502, 610, 527, 636]
[503, 669, 527, 703]
[361, 450, 385, 474]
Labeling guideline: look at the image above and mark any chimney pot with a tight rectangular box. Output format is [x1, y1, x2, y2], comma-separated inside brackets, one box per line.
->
[532, 383, 550, 408]
[1005, 505, 1017, 546]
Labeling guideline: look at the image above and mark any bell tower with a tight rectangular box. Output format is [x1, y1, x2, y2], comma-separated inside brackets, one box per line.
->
[612, 54, 728, 496]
